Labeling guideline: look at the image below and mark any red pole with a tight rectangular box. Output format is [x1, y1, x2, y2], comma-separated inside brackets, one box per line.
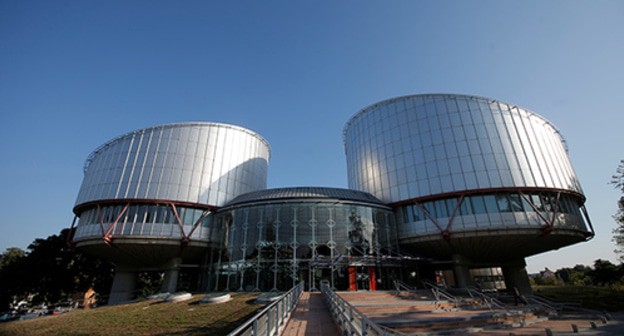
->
[348, 266, 357, 291]
[368, 267, 377, 291]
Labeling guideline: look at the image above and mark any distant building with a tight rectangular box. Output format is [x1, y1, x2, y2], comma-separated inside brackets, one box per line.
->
[540, 268, 557, 279]
[70, 94, 594, 303]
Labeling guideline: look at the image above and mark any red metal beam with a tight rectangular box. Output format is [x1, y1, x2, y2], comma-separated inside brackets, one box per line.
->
[102, 203, 129, 244]
[185, 210, 212, 242]
[169, 203, 187, 244]
[73, 198, 218, 215]
[389, 187, 585, 208]
[444, 194, 465, 237]
[413, 202, 444, 233]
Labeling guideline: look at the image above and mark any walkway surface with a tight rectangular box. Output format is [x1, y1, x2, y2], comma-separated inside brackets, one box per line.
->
[282, 292, 341, 336]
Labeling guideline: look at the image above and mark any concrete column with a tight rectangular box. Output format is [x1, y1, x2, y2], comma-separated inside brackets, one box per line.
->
[452, 254, 472, 288]
[161, 258, 182, 293]
[502, 259, 532, 295]
[108, 267, 137, 305]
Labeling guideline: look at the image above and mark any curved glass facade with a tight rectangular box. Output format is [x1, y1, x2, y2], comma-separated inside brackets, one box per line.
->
[69, 95, 594, 298]
[344, 94, 592, 261]
[75, 122, 270, 208]
[344, 94, 582, 203]
[397, 191, 586, 238]
[71, 122, 270, 267]
[210, 188, 398, 292]
[73, 203, 221, 243]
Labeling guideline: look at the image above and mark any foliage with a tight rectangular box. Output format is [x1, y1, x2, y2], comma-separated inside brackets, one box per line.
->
[555, 264, 593, 286]
[0, 248, 25, 272]
[0, 229, 114, 311]
[612, 159, 624, 261]
[135, 271, 164, 298]
[534, 285, 624, 311]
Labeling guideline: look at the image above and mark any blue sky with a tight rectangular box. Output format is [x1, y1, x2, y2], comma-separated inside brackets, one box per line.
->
[1, 1, 622, 273]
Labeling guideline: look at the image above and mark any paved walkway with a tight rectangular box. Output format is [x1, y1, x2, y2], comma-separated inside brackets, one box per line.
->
[282, 292, 341, 336]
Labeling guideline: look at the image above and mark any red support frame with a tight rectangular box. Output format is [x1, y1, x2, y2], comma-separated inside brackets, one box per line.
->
[78, 199, 215, 248]
[102, 203, 129, 245]
[404, 187, 586, 240]
[170, 204, 212, 247]
[413, 194, 465, 241]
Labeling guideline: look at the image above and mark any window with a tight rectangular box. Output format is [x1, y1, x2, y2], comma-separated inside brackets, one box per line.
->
[484, 195, 498, 213]
[471, 196, 487, 214]
[509, 194, 524, 212]
[496, 194, 511, 212]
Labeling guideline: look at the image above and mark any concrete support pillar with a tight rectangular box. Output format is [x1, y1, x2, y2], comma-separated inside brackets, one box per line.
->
[108, 267, 137, 305]
[502, 259, 532, 295]
[451, 254, 472, 288]
[161, 258, 182, 293]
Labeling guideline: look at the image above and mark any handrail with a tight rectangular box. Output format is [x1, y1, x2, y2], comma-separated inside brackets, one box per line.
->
[527, 294, 611, 321]
[422, 280, 458, 307]
[525, 294, 562, 312]
[227, 282, 304, 336]
[392, 279, 416, 293]
[465, 286, 506, 311]
[321, 283, 407, 336]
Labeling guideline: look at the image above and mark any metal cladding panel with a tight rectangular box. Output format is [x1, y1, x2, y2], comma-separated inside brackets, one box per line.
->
[344, 94, 584, 204]
[224, 186, 387, 207]
[75, 122, 270, 207]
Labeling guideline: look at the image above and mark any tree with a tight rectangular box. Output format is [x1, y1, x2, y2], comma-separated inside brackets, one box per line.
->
[0, 229, 115, 310]
[589, 259, 623, 286]
[0, 247, 25, 271]
[0, 248, 29, 310]
[612, 160, 624, 261]
[555, 264, 592, 286]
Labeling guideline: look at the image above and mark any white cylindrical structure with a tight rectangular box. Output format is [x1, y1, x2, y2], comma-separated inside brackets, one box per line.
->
[76, 122, 269, 208]
[344, 94, 593, 262]
[72, 122, 270, 267]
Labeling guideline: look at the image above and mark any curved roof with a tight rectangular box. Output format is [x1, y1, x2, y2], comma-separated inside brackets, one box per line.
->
[84, 122, 270, 173]
[224, 187, 387, 207]
[343, 93, 565, 147]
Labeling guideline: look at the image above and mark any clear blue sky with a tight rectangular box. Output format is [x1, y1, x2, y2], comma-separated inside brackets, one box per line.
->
[1, 1, 622, 273]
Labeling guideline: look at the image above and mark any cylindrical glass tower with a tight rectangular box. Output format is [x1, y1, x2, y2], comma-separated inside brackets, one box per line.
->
[211, 187, 399, 292]
[344, 94, 593, 263]
[72, 122, 270, 267]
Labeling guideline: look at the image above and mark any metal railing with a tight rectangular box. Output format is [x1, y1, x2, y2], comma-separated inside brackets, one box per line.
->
[392, 279, 416, 293]
[526, 294, 611, 322]
[227, 282, 304, 336]
[464, 286, 506, 311]
[320, 283, 406, 336]
[422, 280, 459, 307]
[525, 294, 561, 312]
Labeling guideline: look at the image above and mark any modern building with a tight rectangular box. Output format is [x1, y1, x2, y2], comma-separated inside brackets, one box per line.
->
[343, 94, 594, 292]
[71, 122, 270, 303]
[209, 187, 400, 293]
[70, 94, 593, 302]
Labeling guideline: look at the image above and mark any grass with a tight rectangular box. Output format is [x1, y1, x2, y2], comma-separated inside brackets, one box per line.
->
[533, 285, 624, 312]
[0, 293, 262, 336]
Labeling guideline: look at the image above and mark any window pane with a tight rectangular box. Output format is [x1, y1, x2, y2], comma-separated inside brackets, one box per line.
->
[496, 194, 511, 212]
[471, 196, 486, 214]
[509, 194, 524, 212]
[484, 195, 498, 213]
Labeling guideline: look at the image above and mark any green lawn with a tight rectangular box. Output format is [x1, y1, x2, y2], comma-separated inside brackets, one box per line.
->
[0, 293, 262, 336]
[533, 285, 624, 312]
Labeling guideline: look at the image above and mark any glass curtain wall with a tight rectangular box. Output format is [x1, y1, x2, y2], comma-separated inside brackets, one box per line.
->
[209, 202, 398, 292]
[397, 191, 588, 238]
[73, 204, 220, 242]
[344, 94, 584, 204]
